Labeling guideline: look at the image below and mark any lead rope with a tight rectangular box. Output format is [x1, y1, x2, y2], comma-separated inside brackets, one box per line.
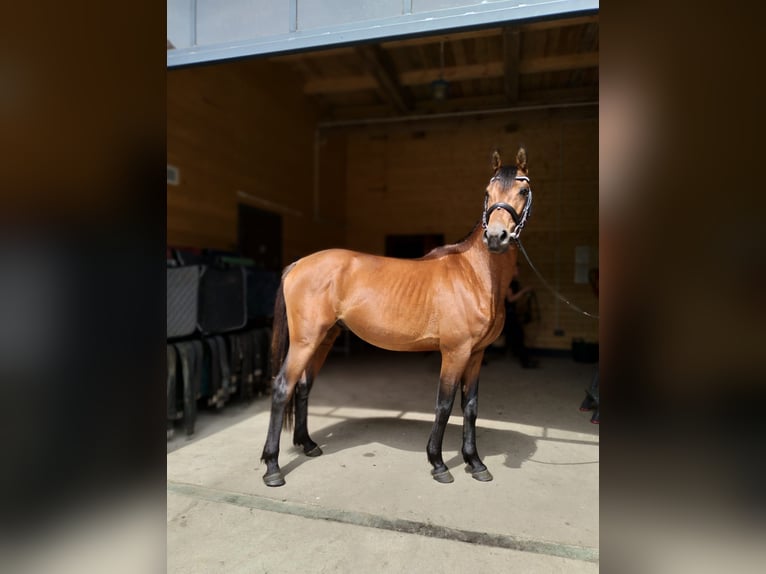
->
[516, 239, 600, 320]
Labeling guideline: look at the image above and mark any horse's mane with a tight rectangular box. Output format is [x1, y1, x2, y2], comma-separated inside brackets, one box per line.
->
[419, 220, 482, 260]
[420, 165, 518, 261]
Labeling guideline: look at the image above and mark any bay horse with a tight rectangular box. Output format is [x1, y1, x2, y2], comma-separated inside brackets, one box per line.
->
[261, 147, 533, 486]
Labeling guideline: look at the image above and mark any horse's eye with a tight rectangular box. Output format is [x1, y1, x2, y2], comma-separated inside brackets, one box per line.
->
[519, 187, 530, 196]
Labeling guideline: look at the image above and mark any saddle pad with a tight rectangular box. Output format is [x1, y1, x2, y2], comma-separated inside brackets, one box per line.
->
[245, 268, 280, 319]
[167, 266, 201, 338]
[197, 267, 247, 334]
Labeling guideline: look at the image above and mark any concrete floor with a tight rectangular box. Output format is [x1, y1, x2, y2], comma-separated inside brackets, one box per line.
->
[168, 349, 599, 573]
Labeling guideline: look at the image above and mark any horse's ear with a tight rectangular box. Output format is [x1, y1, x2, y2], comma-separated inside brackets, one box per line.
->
[491, 149, 502, 173]
[515, 147, 528, 174]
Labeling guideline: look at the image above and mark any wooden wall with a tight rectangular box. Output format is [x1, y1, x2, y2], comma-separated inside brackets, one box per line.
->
[337, 107, 598, 349]
[167, 58, 345, 264]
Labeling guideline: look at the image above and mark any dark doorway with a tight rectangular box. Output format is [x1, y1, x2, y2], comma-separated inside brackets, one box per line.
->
[238, 204, 283, 272]
[385, 234, 444, 259]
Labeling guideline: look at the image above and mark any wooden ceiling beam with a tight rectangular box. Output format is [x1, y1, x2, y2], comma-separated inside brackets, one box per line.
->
[502, 27, 520, 103]
[381, 28, 499, 49]
[522, 14, 598, 32]
[304, 52, 598, 94]
[450, 35, 472, 98]
[519, 51, 598, 74]
[355, 44, 413, 114]
[399, 61, 504, 86]
[398, 51, 598, 86]
[319, 89, 598, 124]
[271, 46, 355, 62]
[367, 14, 599, 50]
[571, 22, 599, 86]
[272, 15, 598, 65]
[520, 85, 599, 104]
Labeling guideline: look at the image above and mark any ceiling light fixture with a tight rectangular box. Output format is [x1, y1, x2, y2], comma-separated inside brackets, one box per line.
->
[430, 40, 449, 101]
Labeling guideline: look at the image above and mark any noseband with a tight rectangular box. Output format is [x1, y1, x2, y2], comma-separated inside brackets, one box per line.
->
[481, 175, 533, 240]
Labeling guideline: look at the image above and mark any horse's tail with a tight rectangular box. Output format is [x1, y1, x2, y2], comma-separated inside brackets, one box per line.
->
[271, 263, 296, 431]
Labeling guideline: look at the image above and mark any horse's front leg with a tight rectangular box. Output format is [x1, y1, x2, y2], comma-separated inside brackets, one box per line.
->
[461, 350, 493, 481]
[426, 380, 458, 483]
[427, 349, 469, 483]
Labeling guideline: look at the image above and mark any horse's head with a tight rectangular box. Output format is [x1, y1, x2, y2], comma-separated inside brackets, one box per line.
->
[482, 147, 533, 254]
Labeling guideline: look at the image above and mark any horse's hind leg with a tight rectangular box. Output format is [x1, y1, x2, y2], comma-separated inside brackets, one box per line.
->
[461, 350, 492, 481]
[261, 369, 295, 486]
[261, 340, 323, 487]
[292, 374, 320, 457]
[293, 324, 341, 456]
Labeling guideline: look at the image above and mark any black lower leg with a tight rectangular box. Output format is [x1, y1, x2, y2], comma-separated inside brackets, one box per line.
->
[261, 372, 288, 486]
[427, 381, 458, 482]
[461, 381, 487, 473]
[293, 376, 321, 456]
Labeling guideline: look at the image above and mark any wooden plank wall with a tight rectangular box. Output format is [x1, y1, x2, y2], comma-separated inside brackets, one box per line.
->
[338, 107, 598, 349]
[167, 58, 345, 264]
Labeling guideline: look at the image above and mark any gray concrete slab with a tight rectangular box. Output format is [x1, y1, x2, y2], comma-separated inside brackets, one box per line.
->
[168, 351, 599, 572]
[168, 492, 598, 574]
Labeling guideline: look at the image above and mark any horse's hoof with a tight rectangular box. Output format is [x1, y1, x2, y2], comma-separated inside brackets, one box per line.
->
[472, 469, 493, 482]
[431, 469, 454, 483]
[305, 445, 323, 457]
[263, 471, 285, 487]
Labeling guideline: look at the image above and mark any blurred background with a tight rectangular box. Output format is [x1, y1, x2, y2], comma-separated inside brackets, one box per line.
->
[1, 1, 765, 573]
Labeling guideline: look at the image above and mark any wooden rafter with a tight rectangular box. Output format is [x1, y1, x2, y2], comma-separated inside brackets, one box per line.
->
[381, 28, 499, 49]
[502, 27, 520, 103]
[303, 52, 599, 94]
[272, 46, 354, 62]
[519, 51, 598, 74]
[400, 61, 504, 87]
[571, 22, 599, 86]
[323, 87, 598, 123]
[272, 15, 600, 66]
[355, 44, 412, 114]
[522, 14, 598, 32]
[267, 13, 599, 120]
[378, 15, 597, 49]
[450, 36, 471, 97]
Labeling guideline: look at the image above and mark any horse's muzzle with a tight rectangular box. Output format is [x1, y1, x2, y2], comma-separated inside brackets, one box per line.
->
[483, 227, 512, 253]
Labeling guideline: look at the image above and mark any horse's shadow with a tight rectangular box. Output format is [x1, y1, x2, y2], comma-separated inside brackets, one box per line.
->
[278, 416, 538, 478]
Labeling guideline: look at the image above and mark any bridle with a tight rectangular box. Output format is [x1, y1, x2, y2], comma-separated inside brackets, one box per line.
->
[480, 173, 598, 319]
[481, 175, 533, 240]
